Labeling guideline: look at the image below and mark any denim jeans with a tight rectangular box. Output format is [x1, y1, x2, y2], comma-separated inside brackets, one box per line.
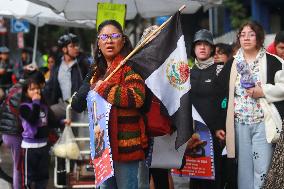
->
[138, 161, 149, 189]
[235, 122, 273, 189]
[100, 160, 140, 189]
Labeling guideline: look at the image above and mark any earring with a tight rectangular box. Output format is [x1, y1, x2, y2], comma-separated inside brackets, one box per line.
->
[98, 49, 101, 58]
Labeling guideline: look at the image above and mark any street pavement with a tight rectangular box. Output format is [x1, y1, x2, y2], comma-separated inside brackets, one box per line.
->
[0, 142, 54, 189]
[0, 142, 13, 189]
[0, 140, 183, 189]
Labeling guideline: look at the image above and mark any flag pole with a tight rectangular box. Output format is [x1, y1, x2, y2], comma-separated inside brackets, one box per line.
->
[104, 5, 186, 81]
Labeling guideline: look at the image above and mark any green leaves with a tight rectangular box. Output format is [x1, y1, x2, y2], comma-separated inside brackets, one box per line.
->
[224, 0, 249, 29]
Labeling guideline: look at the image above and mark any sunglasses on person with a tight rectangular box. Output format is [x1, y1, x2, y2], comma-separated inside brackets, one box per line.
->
[98, 33, 122, 41]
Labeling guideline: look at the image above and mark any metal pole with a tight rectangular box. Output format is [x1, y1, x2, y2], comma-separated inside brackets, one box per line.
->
[32, 21, 38, 66]
[209, 7, 213, 34]
[213, 7, 218, 35]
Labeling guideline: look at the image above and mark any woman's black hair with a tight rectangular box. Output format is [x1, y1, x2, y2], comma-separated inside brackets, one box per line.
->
[98, 20, 123, 36]
[215, 43, 233, 57]
[23, 70, 45, 84]
[92, 20, 133, 79]
[21, 71, 45, 103]
[47, 54, 56, 62]
[275, 31, 284, 45]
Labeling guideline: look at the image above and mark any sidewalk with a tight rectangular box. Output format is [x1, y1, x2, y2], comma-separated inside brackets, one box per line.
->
[0, 142, 13, 188]
[0, 143, 54, 189]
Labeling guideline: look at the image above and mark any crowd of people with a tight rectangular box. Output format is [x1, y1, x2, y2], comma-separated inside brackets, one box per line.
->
[0, 32, 90, 188]
[0, 19, 284, 189]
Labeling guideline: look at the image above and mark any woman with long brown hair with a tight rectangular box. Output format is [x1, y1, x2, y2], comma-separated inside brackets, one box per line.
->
[219, 21, 284, 189]
[71, 20, 148, 189]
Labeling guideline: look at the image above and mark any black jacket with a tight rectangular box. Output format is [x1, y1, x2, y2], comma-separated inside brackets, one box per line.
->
[43, 54, 89, 105]
[213, 59, 234, 131]
[190, 63, 225, 132]
[0, 82, 24, 135]
[71, 69, 93, 113]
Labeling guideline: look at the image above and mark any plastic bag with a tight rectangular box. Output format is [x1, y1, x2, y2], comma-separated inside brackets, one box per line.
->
[53, 126, 80, 160]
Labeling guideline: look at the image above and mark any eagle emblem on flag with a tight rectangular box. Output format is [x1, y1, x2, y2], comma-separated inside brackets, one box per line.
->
[166, 59, 190, 90]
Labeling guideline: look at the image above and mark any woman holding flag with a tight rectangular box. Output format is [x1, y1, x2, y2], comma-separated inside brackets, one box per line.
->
[71, 20, 148, 189]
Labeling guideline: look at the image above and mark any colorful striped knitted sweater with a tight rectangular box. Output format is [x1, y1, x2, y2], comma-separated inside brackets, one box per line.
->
[96, 55, 148, 161]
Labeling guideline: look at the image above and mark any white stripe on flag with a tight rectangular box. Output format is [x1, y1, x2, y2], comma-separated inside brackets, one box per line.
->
[192, 105, 206, 124]
[145, 35, 190, 116]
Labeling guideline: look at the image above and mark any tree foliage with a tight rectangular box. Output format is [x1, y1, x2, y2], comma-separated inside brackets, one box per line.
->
[224, 0, 249, 29]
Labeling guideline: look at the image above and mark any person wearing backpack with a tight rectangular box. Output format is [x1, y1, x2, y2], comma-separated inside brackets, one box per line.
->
[0, 70, 45, 189]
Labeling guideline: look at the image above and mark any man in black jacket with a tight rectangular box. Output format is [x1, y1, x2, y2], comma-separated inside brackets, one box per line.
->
[42, 33, 89, 187]
[43, 33, 89, 120]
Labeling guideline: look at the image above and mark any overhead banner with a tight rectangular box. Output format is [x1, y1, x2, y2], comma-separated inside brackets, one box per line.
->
[96, 3, 126, 30]
[87, 90, 113, 187]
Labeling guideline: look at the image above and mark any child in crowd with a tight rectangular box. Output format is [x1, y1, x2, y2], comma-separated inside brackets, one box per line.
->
[19, 75, 66, 189]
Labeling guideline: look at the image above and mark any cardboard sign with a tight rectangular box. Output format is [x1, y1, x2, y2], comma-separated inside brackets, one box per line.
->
[96, 3, 126, 30]
[172, 106, 215, 180]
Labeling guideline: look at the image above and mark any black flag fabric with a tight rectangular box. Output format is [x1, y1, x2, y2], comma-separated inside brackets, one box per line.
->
[128, 12, 193, 149]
